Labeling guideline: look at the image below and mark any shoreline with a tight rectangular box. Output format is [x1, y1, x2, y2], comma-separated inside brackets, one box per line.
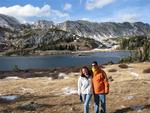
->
[0, 66, 81, 79]
[0, 61, 149, 79]
[0, 49, 133, 57]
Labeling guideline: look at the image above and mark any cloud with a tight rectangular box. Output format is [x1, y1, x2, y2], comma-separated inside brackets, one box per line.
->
[63, 3, 72, 11]
[81, 18, 91, 21]
[86, 0, 116, 10]
[0, 4, 50, 17]
[0, 4, 69, 23]
[99, 8, 142, 22]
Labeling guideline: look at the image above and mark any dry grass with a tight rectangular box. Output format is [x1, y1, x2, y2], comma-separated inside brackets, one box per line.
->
[0, 62, 150, 113]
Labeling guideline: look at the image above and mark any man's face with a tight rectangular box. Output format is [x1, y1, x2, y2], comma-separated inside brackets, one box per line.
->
[92, 63, 98, 70]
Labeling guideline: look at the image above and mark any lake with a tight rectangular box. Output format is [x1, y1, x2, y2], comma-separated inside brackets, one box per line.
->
[0, 51, 131, 71]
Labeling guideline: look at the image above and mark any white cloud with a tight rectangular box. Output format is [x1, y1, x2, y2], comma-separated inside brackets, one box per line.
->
[0, 4, 69, 23]
[81, 18, 91, 21]
[99, 8, 141, 22]
[63, 3, 72, 11]
[86, 0, 116, 10]
[0, 4, 50, 17]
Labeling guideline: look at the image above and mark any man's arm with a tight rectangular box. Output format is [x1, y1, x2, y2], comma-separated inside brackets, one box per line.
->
[102, 70, 109, 94]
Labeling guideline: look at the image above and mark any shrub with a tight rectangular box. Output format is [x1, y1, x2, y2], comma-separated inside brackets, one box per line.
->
[118, 64, 128, 69]
[12, 65, 20, 72]
[108, 69, 117, 72]
[143, 68, 150, 73]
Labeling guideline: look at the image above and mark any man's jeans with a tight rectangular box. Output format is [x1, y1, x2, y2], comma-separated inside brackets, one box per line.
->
[82, 94, 92, 113]
[94, 94, 106, 113]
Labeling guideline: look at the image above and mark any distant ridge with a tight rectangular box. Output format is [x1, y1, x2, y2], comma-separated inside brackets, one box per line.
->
[0, 13, 150, 54]
[57, 20, 150, 41]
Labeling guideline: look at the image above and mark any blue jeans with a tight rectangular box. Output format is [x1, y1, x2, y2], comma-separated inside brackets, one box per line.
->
[94, 94, 106, 113]
[82, 94, 92, 113]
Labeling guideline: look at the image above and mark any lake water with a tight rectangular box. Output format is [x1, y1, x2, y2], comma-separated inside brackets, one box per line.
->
[0, 51, 131, 71]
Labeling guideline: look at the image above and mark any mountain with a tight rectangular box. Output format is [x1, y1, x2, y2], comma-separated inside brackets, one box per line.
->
[0, 14, 20, 29]
[32, 20, 55, 29]
[0, 14, 20, 42]
[0, 14, 101, 54]
[0, 14, 150, 55]
[57, 20, 150, 41]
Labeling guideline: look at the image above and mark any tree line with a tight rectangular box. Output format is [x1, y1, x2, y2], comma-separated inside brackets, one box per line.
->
[119, 36, 150, 62]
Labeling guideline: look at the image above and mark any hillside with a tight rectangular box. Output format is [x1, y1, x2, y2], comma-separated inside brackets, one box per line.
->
[58, 20, 150, 41]
[0, 14, 150, 55]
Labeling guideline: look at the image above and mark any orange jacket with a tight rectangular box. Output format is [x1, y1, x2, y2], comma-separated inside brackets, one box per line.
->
[92, 68, 109, 94]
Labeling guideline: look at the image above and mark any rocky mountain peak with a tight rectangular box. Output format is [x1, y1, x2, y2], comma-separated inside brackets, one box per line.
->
[0, 14, 20, 29]
[32, 20, 55, 29]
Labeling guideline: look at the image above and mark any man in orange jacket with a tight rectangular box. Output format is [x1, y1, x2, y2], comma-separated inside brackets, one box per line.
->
[91, 61, 109, 113]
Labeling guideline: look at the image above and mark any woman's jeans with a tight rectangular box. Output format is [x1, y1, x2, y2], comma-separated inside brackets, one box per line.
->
[94, 94, 106, 113]
[82, 94, 92, 113]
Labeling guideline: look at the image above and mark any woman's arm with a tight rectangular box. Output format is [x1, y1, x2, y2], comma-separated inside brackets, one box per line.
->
[77, 77, 82, 95]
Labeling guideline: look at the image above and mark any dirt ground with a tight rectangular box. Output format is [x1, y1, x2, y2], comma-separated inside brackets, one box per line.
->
[0, 62, 150, 113]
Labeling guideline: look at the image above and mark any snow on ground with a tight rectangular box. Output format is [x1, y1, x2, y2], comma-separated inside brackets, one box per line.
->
[0, 95, 18, 101]
[128, 67, 139, 80]
[130, 72, 139, 80]
[5, 76, 21, 80]
[123, 95, 134, 100]
[58, 73, 68, 79]
[62, 87, 78, 95]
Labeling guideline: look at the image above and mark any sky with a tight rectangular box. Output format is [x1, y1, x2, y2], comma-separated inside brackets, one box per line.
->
[0, 0, 150, 24]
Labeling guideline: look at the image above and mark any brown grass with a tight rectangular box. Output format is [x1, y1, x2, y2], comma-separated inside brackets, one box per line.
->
[0, 62, 150, 113]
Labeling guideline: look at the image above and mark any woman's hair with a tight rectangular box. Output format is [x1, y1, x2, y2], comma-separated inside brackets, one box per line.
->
[80, 66, 91, 78]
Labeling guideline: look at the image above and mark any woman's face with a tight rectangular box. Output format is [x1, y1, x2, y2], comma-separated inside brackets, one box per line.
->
[82, 68, 88, 77]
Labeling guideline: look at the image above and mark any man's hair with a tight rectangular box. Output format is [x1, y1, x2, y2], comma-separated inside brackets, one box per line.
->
[92, 61, 98, 65]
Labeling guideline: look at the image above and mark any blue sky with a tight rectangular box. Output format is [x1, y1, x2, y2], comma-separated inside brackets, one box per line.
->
[0, 0, 150, 24]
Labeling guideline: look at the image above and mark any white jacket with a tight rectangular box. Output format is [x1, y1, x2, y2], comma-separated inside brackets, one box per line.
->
[78, 76, 93, 95]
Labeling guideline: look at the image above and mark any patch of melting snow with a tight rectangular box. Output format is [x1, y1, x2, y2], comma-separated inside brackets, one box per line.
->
[5, 76, 21, 80]
[48, 77, 52, 80]
[0, 95, 18, 101]
[69, 72, 80, 76]
[131, 105, 145, 112]
[129, 72, 139, 80]
[120, 105, 126, 109]
[58, 73, 67, 77]
[58, 73, 68, 79]
[124, 95, 134, 100]
[64, 76, 69, 79]
[63, 87, 78, 95]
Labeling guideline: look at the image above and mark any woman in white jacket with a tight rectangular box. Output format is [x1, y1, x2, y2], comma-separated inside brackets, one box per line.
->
[78, 66, 93, 113]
